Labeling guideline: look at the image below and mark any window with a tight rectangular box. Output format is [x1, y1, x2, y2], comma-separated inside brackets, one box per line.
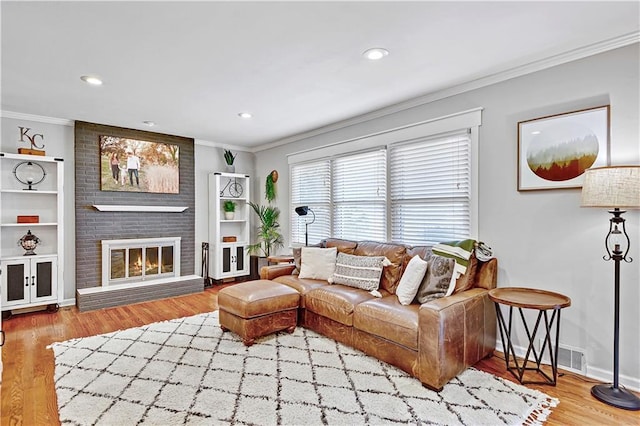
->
[290, 160, 331, 245]
[333, 149, 386, 241]
[288, 108, 480, 247]
[390, 131, 471, 246]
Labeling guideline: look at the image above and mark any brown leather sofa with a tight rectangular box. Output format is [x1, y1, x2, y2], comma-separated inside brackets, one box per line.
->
[260, 238, 498, 391]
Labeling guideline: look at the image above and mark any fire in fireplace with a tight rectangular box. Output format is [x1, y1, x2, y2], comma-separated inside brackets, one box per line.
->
[102, 237, 180, 287]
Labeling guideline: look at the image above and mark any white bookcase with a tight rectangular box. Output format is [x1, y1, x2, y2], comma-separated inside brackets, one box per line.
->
[208, 172, 250, 280]
[0, 152, 64, 315]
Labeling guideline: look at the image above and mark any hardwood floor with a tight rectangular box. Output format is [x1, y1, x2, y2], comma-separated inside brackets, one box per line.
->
[2, 285, 638, 425]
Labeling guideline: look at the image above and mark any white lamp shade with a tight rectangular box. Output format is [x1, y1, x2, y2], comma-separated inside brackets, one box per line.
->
[580, 166, 640, 208]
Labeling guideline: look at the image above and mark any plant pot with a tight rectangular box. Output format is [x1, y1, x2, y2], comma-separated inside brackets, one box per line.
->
[226, 164, 235, 173]
[224, 211, 234, 220]
[250, 255, 268, 280]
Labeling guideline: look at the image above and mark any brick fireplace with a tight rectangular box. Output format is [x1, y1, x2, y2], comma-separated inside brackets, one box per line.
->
[74, 121, 201, 311]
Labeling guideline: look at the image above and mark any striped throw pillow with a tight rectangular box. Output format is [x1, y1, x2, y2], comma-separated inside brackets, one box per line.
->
[328, 253, 387, 291]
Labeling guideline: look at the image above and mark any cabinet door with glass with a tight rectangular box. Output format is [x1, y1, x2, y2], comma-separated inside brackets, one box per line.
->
[1, 255, 58, 309]
[219, 243, 248, 277]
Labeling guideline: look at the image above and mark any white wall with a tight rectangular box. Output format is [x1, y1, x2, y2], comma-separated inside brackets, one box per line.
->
[253, 44, 640, 388]
[1, 116, 76, 303]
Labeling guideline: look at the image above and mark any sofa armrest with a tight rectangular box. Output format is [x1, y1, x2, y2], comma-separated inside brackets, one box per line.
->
[417, 288, 496, 391]
[260, 264, 297, 280]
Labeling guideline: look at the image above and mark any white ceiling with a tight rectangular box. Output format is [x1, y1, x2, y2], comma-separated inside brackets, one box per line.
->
[2, 1, 639, 150]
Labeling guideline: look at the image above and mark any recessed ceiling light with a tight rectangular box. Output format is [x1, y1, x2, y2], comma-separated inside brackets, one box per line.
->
[238, 112, 252, 119]
[80, 75, 103, 86]
[143, 121, 156, 127]
[531, 131, 541, 135]
[363, 48, 389, 60]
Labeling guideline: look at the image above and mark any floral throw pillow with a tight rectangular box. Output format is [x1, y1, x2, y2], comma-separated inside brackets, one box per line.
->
[415, 254, 456, 304]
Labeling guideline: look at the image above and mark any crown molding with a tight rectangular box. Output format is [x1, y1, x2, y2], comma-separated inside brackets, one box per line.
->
[252, 31, 640, 153]
[1, 110, 74, 126]
[194, 139, 253, 153]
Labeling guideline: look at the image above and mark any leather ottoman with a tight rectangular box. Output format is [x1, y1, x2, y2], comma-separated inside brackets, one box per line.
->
[218, 279, 300, 346]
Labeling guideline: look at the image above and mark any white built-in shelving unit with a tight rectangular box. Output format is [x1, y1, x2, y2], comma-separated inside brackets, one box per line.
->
[0, 152, 64, 315]
[208, 172, 250, 280]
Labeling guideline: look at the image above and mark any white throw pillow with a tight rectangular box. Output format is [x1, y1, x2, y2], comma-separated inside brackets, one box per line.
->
[299, 247, 337, 280]
[396, 255, 428, 305]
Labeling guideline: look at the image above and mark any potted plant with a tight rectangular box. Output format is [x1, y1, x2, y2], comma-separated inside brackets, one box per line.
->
[247, 202, 283, 256]
[223, 200, 236, 220]
[223, 149, 236, 173]
[247, 202, 284, 278]
[265, 170, 278, 202]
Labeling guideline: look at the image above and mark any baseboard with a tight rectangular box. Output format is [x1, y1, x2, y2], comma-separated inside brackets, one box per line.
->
[495, 341, 640, 392]
[61, 298, 76, 307]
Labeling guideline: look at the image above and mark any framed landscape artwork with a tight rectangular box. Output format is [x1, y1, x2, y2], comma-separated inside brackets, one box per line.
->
[99, 136, 180, 194]
[517, 105, 610, 191]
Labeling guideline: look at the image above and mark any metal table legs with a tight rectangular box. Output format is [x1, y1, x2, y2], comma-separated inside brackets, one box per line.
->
[494, 303, 562, 385]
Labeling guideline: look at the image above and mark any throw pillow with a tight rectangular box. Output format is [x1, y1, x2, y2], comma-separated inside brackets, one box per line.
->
[329, 253, 387, 291]
[396, 255, 428, 305]
[292, 247, 302, 275]
[299, 247, 337, 280]
[415, 254, 456, 304]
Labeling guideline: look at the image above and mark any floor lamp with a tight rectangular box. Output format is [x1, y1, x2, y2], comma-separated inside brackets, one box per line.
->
[295, 206, 315, 246]
[581, 165, 640, 411]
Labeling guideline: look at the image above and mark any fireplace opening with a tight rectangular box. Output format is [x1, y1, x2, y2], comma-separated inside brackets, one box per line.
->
[102, 237, 180, 287]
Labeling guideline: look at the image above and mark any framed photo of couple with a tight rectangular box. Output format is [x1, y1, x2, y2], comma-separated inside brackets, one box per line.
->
[99, 135, 180, 194]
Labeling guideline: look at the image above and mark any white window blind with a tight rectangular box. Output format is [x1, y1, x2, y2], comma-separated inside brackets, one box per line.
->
[290, 160, 331, 245]
[390, 132, 471, 246]
[332, 149, 387, 241]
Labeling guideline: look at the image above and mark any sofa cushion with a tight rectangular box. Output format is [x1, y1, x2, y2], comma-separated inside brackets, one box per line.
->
[305, 285, 383, 326]
[354, 296, 420, 350]
[323, 238, 358, 254]
[415, 254, 456, 304]
[299, 247, 337, 280]
[273, 275, 328, 308]
[329, 253, 387, 291]
[354, 241, 407, 294]
[396, 255, 428, 305]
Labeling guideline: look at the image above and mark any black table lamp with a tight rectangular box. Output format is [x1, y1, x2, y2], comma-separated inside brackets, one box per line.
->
[581, 165, 640, 411]
[295, 206, 315, 246]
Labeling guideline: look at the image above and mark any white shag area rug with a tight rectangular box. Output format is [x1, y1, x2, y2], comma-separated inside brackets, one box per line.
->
[49, 311, 558, 425]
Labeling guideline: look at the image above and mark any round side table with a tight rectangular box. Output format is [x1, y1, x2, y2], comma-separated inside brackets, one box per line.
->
[488, 287, 571, 386]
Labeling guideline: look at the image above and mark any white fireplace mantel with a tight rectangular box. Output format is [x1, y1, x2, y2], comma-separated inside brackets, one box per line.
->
[93, 205, 188, 212]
